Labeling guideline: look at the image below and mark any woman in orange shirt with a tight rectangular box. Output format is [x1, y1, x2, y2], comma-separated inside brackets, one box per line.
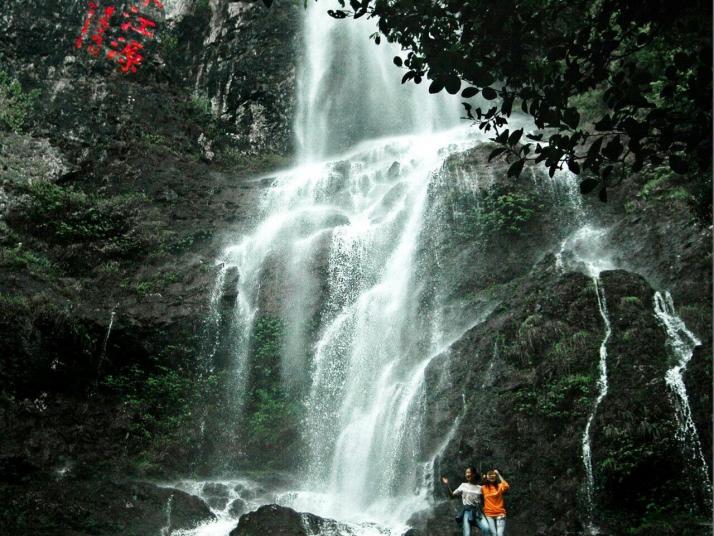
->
[482, 469, 509, 536]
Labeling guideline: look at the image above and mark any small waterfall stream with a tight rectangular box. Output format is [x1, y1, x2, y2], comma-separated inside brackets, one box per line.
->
[556, 225, 615, 532]
[581, 278, 611, 532]
[653, 291, 712, 504]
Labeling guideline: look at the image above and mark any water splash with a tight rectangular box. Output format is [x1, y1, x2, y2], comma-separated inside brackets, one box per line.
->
[653, 291, 712, 505]
[581, 278, 611, 533]
[555, 225, 614, 277]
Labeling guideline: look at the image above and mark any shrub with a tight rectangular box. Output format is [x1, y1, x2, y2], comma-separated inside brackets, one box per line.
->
[458, 185, 544, 241]
[9, 182, 148, 257]
[0, 69, 39, 133]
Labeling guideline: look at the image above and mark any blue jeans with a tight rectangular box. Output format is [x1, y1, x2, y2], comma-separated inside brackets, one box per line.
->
[461, 508, 491, 536]
[485, 516, 506, 536]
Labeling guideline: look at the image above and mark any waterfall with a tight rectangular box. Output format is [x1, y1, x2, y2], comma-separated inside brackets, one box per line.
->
[556, 225, 615, 532]
[581, 278, 611, 532]
[653, 291, 712, 504]
[294, 3, 459, 162]
[160, 494, 174, 536]
[203, 2, 479, 532]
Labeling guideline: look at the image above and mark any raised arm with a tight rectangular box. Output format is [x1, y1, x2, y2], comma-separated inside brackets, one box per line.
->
[494, 469, 509, 490]
[441, 476, 458, 496]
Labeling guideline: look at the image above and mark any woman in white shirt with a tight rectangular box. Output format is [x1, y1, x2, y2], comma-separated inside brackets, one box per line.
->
[441, 466, 490, 536]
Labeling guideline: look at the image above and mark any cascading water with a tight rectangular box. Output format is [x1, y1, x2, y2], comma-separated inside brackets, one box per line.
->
[214, 127, 483, 531]
[653, 291, 712, 505]
[294, 3, 459, 162]
[581, 279, 611, 532]
[556, 225, 615, 532]
[194, 3, 484, 533]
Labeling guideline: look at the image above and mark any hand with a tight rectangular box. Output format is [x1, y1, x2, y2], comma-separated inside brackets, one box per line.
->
[441, 476, 449, 485]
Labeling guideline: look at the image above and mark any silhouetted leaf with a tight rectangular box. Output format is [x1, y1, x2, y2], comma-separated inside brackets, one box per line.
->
[507, 158, 525, 178]
[508, 129, 523, 147]
[488, 147, 507, 161]
[579, 178, 599, 194]
[461, 87, 479, 98]
[482, 87, 497, 100]
[445, 74, 461, 95]
[429, 78, 445, 94]
[563, 108, 580, 129]
[393, 56, 403, 67]
[602, 136, 623, 161]
[594, 115, 613, 131]
[327, 10, 348, 18]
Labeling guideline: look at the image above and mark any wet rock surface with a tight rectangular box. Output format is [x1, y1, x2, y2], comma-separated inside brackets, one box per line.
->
[230, 504, 341, 536]
[0, 478, 214, 535]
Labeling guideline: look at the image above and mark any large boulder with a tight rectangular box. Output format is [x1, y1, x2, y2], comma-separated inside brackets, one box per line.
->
[230, 504, 342, 536]
[0, 479, 214, 535]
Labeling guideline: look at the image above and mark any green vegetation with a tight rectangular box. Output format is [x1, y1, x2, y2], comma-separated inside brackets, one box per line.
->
[243, 316, 304, 465]
[620, 296, 642, 306]
[0, 243, 56, 274]
[190, 94, 212, 117]
[131, 271, 180, 296]
[0, 69, 39, 133]
[104, 360, 194, 442]
[513, 373, 593, 420]
[0, 293, 28, 309]
[102, 342, 206, 454]
[11, 182, 146, 248]
[217, 149, 291, 176]
[159, 230, 214, 255]
[458, 185, 544, 241]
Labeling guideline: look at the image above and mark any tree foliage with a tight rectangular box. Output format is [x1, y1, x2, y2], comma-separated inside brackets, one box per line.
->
[326, 0, 712, 215]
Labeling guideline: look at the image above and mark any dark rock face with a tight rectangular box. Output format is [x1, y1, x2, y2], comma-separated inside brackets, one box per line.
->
[407, 144, 712, 535]
[416, 267, 710, 536]
[0, 479, 214, 535]
[0, 0, 299, 532]
[230, 504, 343, 536]
[167, 0, 300, 156]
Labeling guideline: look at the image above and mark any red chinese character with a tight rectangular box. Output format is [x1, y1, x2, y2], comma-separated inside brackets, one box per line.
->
[75, 1, 98, 49]
[114, 40, 144, 73]
[142, 0, 164, 8]
[89, 6, 116, 47]
[121, 8, 156, 38]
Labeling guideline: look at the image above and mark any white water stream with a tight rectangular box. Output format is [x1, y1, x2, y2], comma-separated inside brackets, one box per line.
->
[653, 291, 712, 504]
[556, 225, 615, 533]
[581, 278, 611, 533]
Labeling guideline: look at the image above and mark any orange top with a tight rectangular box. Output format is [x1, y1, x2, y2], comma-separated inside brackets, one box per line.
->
[482, 482, 509, 517]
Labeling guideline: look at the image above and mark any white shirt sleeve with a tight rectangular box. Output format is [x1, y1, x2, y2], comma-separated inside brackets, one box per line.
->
[453, 483, 464, 495]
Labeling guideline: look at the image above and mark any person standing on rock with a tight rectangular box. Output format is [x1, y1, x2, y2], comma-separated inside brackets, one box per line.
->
[482, 469, 509, 536]
[441, 466, 491, 536]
